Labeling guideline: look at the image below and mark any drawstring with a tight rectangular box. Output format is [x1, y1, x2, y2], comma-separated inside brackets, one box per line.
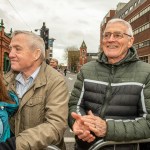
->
[137, 143, 140, 150]
[113, 144, 116, 150]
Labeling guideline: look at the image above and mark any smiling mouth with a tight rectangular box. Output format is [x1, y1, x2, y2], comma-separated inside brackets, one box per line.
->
[10, 60, 18, 63]
[107, 45, 118, 48]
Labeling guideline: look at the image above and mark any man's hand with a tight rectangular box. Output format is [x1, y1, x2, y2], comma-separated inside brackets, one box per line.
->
[82, 110, 107, 137]
[71, 112, 95, 143]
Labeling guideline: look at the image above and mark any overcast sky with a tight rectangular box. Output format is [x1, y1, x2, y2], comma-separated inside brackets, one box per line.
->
[0, 0, 130, 64]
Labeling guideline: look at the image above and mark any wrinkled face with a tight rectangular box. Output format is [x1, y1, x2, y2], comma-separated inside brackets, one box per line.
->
[102, 22, 134, 64]
[9, 34, 38, 73]
[49, 60, 58, 69]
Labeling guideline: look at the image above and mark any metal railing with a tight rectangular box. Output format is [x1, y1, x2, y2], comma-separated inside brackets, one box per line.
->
[88, 138, 150, 150]
[46, 138, 150, 150]
[46, 145, 61, 150]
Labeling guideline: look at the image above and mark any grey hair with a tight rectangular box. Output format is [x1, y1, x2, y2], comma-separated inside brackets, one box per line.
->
[50, 58, 58, 64]
[106, 18, 133, 37]
[11, 30, 45, 60]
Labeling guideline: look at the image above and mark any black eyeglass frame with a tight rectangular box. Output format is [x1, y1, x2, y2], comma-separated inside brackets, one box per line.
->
[103, 32, 132, 40]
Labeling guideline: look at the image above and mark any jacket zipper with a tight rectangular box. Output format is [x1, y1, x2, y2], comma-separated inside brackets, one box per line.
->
[100, 65, 114, 118]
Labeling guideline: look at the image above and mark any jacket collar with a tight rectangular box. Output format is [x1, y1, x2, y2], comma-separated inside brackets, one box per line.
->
[5, 61, 48, 92]
[32, 61, 47, 89]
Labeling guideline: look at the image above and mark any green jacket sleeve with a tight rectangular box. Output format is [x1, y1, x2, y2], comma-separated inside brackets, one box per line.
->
[105, 74, 150, 141]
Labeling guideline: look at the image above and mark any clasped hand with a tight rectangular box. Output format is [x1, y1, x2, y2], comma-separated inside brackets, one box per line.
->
[71, 110, 107, 143]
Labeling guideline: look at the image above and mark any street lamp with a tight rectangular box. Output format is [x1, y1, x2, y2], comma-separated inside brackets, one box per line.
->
[34, 29, 40, 32]
[35, 22, 49, 50]
[35, 22, 56, 59]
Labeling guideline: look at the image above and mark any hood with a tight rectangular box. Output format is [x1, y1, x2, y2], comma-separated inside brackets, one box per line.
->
[0, 91, 19, 117]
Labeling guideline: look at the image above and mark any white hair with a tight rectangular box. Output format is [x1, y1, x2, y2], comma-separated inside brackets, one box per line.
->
[106, 18, 133, 37]
[11, 30, 45, 60]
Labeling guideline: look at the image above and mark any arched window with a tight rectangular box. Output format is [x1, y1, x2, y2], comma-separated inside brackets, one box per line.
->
[3, 52, 10, 74]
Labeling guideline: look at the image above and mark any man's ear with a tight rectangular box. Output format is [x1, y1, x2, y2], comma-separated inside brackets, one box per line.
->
[128, 37, 134, 48]
[34, 49, 41, 60]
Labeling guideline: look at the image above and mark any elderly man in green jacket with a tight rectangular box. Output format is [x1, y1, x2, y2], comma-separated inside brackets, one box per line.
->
[68, 18, 150, 150]
[4, 31, 69, 150]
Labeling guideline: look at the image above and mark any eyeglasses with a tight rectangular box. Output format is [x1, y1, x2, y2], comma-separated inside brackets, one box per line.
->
[103, 32, 132, 40]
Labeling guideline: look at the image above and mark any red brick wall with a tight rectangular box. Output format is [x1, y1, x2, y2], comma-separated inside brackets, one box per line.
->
[0, 27, 11, 73]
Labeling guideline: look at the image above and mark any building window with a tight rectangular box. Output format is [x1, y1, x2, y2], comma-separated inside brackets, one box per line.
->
[133, 22, 150, 35]
[139, 43, 144, 48]
[141, 26, 145, 31]
[133, 44, 139, 49]
[82, 50, 86, 58]
[146, 23, 150, 29]
[3, 52, 10, 74]
[139, 56, 148, 63]
[135, 40, 150, 50]
[130, 6, 133, 10]
[128, 5, 150, 23]
[143, 40, 150, 47]
[125, 10, 128, 15]
[49, 53, 52, 57]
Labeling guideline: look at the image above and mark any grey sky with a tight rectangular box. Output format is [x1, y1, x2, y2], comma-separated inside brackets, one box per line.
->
[0, 0, 130, 64]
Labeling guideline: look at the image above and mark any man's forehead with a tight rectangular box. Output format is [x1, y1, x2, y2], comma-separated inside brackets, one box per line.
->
[105, 23, 126, 32]
[11, 34, 29, 41]
[106, 22, 126, 28]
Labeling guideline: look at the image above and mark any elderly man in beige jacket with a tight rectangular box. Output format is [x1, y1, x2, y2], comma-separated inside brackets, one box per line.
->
[4, 30, 69, 150]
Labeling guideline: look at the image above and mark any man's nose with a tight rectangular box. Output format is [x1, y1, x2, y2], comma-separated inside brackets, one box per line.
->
[108, 34, 116, 41]
[9, 49, 16, 58]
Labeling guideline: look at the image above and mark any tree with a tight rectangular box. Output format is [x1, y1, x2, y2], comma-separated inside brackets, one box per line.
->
[64, 46, 80, 72]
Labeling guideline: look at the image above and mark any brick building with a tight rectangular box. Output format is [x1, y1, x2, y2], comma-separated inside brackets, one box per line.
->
[100, 10, 116, 51]
[100, 0, 150, 62]
[78, 41, 87, 71]
[87, 53, 98, 62]
[0, 20, 12, 74]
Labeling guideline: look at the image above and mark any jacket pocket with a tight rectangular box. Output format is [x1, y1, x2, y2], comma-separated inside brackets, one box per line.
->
[21, 96, 45, 128]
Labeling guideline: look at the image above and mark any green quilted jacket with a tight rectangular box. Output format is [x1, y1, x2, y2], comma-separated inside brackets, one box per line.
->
[68, 47, 150, 149]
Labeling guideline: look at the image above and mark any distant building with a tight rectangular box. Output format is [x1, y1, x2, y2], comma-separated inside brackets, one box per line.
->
[100, 10, 116, 51]
[100, 0, 150, 63]
[116, 0, 150, 63]
[77, 41, 98, 72]
[116, 2, 127, 12]
[78, 41, 87, 71]
[0, 19, 12, 74]
[87, 53, 98, 62]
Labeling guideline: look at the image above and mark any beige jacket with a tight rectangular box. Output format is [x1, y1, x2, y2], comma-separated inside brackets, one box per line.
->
[5, 62, 69, 150]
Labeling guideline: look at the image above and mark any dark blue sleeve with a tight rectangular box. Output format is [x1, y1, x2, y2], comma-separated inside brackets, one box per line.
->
[0, 137, 16, 150]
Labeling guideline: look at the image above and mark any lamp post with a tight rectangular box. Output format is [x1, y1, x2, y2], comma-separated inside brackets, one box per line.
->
[35, 22, 49, 51]
[35, 22, 56, 60]
[35, 22, 51, 59]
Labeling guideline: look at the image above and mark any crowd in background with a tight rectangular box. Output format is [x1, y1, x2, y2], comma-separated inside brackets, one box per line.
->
[46, 58, 67, 76]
